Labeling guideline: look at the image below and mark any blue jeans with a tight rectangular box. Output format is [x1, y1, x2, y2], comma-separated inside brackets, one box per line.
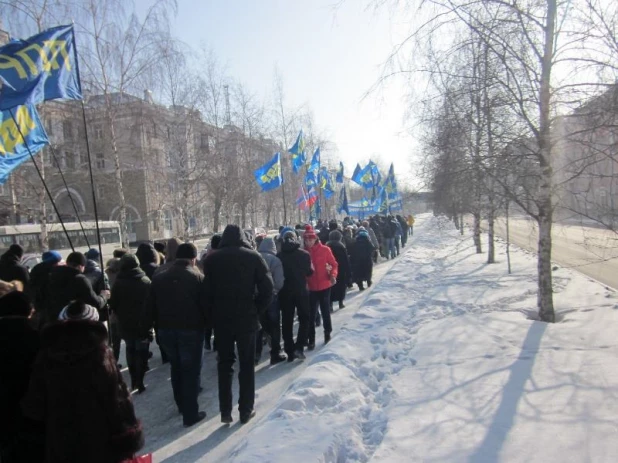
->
[157, 329, 204, 422]
[386, 237, 396, 259]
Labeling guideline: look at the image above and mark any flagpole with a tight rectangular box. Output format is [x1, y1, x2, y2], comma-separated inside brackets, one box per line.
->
[71, 24, 105, 271]
[8, 109, 75, 252]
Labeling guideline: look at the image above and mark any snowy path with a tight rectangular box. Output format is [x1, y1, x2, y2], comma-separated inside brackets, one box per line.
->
[124, 232, 410, 462]
[128, 216, 618, 462]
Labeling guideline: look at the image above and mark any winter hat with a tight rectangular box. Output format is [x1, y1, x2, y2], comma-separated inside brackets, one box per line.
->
[113, 248, 129, 259]
[8, 244, 24, 258]
[329, 230, 342, 242]
[210, 234, 222, 250]
[0, 290, 31, 317]
[120, 253, 141, 270]
[42, 250, 62, 264]
[58, 301, 99, 322]
[358, 230, 369, 239]
[176, 243, 198, 259]
[279, 227, 295, 240]
[85, 248, 100, 260]
[282, 230, 297, 243]
[153, 242, 166, 254]
[66, 252, 87, 268]
[303, 225, 317, 241]
[328, 220, 338, 231]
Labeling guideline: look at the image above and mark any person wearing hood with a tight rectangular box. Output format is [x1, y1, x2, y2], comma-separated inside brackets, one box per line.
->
[277, 229, 313, 362]
[84, 248, 110, 296]
[201, 234, 222, 351]
[135, 243, 160, 280]
[350, 230, 375, 290]
[143, 243, 207, 427]
[153, 237, 182, 276]
[0, 288, 43, 463]
[326, 230, 351, 311]
[303, 225, 338, 349]
[21, 300, 144, 463]
[0, 244, 29, 288]
[256, 237, 286, 365]
[362, 220, 380, 263]
[109, 254, 151, 393]
[203, 225, 273, 425]
[47, 252, 109, 324]
[28, 250, 62, 329]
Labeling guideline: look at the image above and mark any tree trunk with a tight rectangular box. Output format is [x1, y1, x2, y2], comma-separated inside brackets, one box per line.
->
[108, 109, 128, 246]
[459, 214, 464, 235]
[487, 206, 495, 264]
[535, 0, 557, 323]
[473, 212, 482, 252]
[241, 203, 247, 229]
[506, 199, 512, 274]
[212, 196, 222, 233]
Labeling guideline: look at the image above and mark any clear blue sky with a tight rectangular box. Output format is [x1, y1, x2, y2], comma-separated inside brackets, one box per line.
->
[138, 0, 419, 187]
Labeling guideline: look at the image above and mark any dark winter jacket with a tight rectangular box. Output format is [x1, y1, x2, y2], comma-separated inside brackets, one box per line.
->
[84, 259, 110, 295]
[203, 225, 273, 333]
[277, 239, 314, 297]
[144, 260, 206, 332]
[47, 266, 107, 324]
[318, 226, 330, 245]
[350, 234, 375, 282]
[153, 238, 181, 275]
[0, 251, 29, 287]
[109, 258, 151, 340]
[135, 243, 159, 280]
[258, 237, 284, 294]
[21, 320, 143, 463]
[0, 316, 41, 458]
[327, 234, 352, 302]
[381, 219, 395, 239]
[29, 260, 56, 318]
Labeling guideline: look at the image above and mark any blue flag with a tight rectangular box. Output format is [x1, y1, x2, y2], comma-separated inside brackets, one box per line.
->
[367, 160, 382, 186]
[384, 163, 398, 199]
[308, 147, 320, 175]
[0, 25, 82, 110]
[336, 162, 344, 183]
[319, 166, 335, 199]
[254, 152, 283, 191]
[338, 186, 349, 215]
[351, 163, 361, 184]
[288, 129, 306, 174]
[354, 164, 374, 189]
[305, 171, 317, 188]
[375, 188, 388, 214]
[0, 104, 50, 184]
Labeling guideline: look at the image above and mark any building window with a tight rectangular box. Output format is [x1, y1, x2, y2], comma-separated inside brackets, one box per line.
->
[46, 118, 53, 135]
[95, 152, 105, 169]
[208, 137, 216, 152]
[65, 151, 75, 170]
[79, 152, 88, 166]
[201, 133, 209, 149]
[51, 151, 61, 169]
[63, 120, 73, 141]
[94, 126, 103, 140]
[0, 184, 6, 196]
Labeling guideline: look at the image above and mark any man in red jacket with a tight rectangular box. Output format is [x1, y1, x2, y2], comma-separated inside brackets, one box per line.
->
[303, 225, 338, 349]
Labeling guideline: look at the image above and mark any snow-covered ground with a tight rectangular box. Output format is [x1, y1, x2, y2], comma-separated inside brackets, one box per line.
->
[133, 214, 618, 462]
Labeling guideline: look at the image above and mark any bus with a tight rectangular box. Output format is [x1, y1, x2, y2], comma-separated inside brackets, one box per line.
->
[0, 221, 122, 254]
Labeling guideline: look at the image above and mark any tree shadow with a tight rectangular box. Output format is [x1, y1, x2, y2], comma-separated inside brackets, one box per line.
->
[467, 321, 547, 462]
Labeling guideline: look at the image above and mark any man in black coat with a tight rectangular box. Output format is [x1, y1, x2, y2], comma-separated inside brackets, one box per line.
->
[0, 244, 29, 287]
[46, 252, 109, 324]
[143, 243, 207, 427]
[203, 224, 273, 425]
[29, 250, 62, 329]
[277, 229, 314, 362]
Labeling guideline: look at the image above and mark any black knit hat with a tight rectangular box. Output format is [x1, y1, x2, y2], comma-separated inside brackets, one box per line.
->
[176, 243, 197, 259]
[120, 253, 141, 270]
[8, 244, 24, 258]
[0, 290, 31, 317]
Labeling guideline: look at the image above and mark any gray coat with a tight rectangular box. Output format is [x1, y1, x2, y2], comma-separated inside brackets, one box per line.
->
[258, 237, 285, 294]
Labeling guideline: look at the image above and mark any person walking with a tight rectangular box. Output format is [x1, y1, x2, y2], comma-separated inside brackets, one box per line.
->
[105, 248, 129, 367]
[0, 244, 29, 288]
[109, 254, 151, 393]
[143, 243, 207, 427]
[47, 252, 109, 324]
[304, 225, 338, 349]
[277, 228, 313, 362]
[21, 300, 144, 463]
[28, 251, 62, 329]
[203, 225, 273, 425]
[256, 237, 286, 365]
[326, 230, 351, 311]
[350, 229, 375, 290]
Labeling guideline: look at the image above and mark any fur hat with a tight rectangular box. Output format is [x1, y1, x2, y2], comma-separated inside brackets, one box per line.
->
[120, 253, 140, 270]
[58, 301, 99, 322]
[303, 225, 317, 241]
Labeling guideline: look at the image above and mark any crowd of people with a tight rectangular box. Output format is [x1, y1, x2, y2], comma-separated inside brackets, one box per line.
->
[0, 213, 414, 462]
